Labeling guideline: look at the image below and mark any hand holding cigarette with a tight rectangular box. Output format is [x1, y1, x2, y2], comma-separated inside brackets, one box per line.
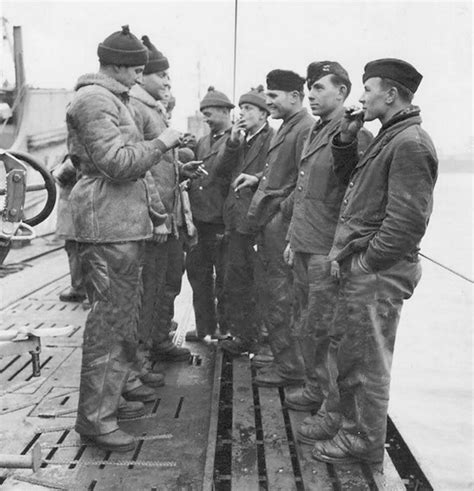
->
[339, 105, 365, 143]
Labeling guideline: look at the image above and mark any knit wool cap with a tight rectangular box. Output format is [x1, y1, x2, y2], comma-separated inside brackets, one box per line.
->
[363, 58, 422, 93]
[141, 35, 169, 74]
[266, 69, 305, 92]
[239, 85, 269, 113]
[98, 25, 148, 66]
[200, 86, 234, 110]
[306, 61, 351, 91]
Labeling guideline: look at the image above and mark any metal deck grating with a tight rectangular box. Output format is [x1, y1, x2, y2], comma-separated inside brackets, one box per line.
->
[0, 261, 415, 490]
[211, 354, 406, 491]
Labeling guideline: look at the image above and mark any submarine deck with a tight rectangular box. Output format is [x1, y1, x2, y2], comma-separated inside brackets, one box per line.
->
[0, 239, 419, 490]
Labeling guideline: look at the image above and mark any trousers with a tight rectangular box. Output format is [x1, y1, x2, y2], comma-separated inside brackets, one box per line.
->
[255, 211, 303, 379]
[75, 241, 143, 435]
[186, 222, 228, 337]
[326, 257, 421, 454]
[138, 233, 185, 348]
[65, 239, 85, 293]
[223, 230, 260, 343]
[293, 253, 338, 408]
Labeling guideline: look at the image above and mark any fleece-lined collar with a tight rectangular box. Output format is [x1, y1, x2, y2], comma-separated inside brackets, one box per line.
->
[75, 73, 130, 98]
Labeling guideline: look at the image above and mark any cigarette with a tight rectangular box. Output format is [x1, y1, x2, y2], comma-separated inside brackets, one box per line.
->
[199, 165, 209, 175]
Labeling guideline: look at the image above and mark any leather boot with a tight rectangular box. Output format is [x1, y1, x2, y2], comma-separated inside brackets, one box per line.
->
[185, 329, 205, 342]
[254, 367, 304, 388]
[139, 371, 165, 388]
[252, 343, 274, 368]
[220, 337, 254, 356]
[284, 389, 322, 412]
[117, 398, 145, 420]
[81, 429, 135, 452]
[312, 432, 384, 465]
[297, 421, 338, 445]
[122, 384, 159, 403]
[151, 340, 191, 361]
[59, 287, 86, 302]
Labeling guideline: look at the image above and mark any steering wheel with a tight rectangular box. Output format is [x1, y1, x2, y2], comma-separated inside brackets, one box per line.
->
[0, 150, 57, 226]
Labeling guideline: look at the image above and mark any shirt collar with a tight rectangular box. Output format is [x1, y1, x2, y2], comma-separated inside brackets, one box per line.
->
[246, 122, 267, 142]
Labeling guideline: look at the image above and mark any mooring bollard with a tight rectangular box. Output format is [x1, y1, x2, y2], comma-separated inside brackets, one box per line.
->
[0, 443, 41, 472]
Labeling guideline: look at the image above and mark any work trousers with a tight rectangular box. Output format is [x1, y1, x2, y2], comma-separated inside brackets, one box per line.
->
[75, 241, 143, 436]
[65, 239, 85, 294]
[224, 230, 259, 343]
[138, 233, 185, 349]
[293, 253, 338, 410]
[326, 257, 421, 455]
[186, 222, 228, 338]
[255, 211, 303, 379]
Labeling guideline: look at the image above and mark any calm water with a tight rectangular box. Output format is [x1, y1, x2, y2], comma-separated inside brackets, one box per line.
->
[390, 172, 473, 490]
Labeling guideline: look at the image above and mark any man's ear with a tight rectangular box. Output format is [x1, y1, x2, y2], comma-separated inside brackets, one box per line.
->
[338, 84, 348, 101]
[385, 86, 398, 105]
[290, 90, 300, 104]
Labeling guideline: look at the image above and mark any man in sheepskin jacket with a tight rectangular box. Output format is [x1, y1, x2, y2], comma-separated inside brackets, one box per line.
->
[66, 25, 181, 452]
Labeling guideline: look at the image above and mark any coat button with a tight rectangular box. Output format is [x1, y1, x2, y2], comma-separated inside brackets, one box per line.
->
[300, 171, 304, 176]
[298, 186, 303, 191]
[199, 186, 203, 190]
[262, 176, 266, 180]
[340, 216, 345, 223]
[343, 199, 348, 204]
[349, 181, 354, 187]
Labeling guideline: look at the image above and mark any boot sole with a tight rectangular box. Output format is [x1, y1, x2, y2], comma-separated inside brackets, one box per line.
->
[311, 450, 383, 465]
[141, 380, 165, 388]
[59, 296, 86, 302]
[118, 409, 146, 420]
[152, 352, 191, 361]
[251, 360, 274, 369]
[122, 392, 159, 403]
[296, 429, 335, 445]
[255, 379, 304, 388]
[80, 436, 136, 453]
[284, 400, 321, 412]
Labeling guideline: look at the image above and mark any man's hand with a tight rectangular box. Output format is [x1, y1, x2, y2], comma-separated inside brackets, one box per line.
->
[152, 223, 169, 243]
[283, 243, 294, 267]
[339, 106, 365, 144]
[158, 128, 182, 149]
[232, 173, 259, 193]
[230, 118, 247, 144]
[181, 160, 206, 179]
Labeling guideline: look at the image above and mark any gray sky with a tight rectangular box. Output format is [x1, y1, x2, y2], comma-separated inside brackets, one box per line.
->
[2, 0, 472, 156]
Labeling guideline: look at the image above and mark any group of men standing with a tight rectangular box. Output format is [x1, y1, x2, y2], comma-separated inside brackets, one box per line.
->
[65, 24, 438, 466]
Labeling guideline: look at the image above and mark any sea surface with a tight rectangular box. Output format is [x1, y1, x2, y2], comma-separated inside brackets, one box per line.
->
[390, 172, 473, 490]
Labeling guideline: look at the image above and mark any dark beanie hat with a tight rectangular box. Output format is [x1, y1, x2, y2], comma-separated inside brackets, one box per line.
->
[141, 35, 170, 74]
[239, 85, 269, 113]
[200, 86, 234, 110]
[363, 58, 422, 93]
[98, 25, 148, 66]
[306, 61, 351, 92]
[266, 69, 305, 92]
